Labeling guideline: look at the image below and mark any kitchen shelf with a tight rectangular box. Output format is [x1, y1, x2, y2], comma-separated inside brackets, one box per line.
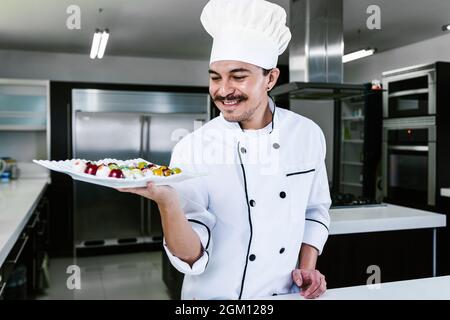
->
[0, 84, 48, 132]
[343, 139, 364, 143]
[340, 181, 363, 187]
[0, 111, 45, 118]
[0, 125, 46, 131]
[342, 161, 363, 166]
[342, 116, 365, 121]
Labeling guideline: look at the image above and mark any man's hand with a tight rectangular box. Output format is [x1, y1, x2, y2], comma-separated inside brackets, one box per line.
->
[116, 182, 178, 208]
[292, 269, 327, 299]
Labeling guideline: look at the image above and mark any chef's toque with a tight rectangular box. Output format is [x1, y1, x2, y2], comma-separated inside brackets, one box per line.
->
[200, 0, 292, 69]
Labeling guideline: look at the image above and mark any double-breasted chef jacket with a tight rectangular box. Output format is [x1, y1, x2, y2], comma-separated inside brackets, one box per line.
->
[164, 98, 331, 300]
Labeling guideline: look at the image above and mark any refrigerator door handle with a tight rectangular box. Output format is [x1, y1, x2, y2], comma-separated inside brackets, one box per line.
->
[139, 116, 145, 158]
[146, 116, 152, 239]
[145, 116, 151, 161]
[140, 115, 151, 159]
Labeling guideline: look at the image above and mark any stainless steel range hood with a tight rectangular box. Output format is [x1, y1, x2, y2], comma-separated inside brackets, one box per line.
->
[271, 0, 366, 100]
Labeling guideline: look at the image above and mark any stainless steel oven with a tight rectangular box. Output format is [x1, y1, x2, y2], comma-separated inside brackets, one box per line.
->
[382, 117, 436, 207]
[382, 65, 436, 118]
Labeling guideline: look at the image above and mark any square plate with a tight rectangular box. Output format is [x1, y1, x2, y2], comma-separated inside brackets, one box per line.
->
[32, 158, 203, 189]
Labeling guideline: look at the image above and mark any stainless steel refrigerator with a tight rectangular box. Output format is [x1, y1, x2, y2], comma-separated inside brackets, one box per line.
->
[72, 89, 210, 248]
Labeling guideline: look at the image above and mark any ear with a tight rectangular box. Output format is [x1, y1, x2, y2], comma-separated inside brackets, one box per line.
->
[267, 68, 280, 91]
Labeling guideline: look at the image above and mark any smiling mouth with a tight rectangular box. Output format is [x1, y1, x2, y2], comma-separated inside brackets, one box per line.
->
[222, 99, 243, 107]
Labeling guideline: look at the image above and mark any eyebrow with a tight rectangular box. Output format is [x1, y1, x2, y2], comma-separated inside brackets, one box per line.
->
[229, 68, 251, 73]
[208, 68, 252, 75]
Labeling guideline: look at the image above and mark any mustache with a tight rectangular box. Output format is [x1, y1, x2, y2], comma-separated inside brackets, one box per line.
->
[213, 94, 248, 102]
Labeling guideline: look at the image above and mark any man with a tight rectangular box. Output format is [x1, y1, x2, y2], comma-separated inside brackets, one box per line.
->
[118, 0, 331, 300]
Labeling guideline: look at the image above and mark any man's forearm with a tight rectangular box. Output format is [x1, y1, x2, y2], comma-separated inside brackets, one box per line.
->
[298, 243, 319, 270]
[159, 200, 203, 266]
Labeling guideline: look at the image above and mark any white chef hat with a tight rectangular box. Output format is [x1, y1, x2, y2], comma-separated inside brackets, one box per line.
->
[200, 0, 291, 69]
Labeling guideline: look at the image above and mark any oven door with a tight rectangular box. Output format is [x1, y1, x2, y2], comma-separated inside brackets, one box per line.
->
[383, 69, 435, 118]
[382, 122, 436, 208]
[386, 145, 433, 207]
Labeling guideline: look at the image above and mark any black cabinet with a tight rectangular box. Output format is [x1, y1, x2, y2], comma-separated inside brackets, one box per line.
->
[0, 192, 50, 300]
[335, 85, 383, 204]
[317, 229, 433, 288]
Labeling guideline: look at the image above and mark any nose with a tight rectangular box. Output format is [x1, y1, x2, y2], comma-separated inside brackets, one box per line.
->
[218, 80, 235, 97]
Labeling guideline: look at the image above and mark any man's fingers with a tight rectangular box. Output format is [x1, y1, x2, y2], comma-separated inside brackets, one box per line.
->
[302, 272, 321, 298]
[306, 275, 326, 299]
[292, 269, 303, 287]
[300, 269, 313, 283]
[116, 187, 147, 196]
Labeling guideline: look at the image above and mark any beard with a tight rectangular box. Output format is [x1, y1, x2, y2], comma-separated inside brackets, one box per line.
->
[213, 93, 258, 123]
[221, 105, 258, 123]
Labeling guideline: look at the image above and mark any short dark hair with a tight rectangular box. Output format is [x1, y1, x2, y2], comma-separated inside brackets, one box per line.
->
[262, 68, 272, 76]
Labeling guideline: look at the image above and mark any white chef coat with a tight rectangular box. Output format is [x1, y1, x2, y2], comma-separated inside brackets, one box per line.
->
[163, 98, 331, 300]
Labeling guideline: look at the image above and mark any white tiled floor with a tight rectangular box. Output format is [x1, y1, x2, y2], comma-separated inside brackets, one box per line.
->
[36, 251, 171, 300]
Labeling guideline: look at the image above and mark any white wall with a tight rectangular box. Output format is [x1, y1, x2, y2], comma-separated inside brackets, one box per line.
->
[344, 32, 450, 83]
[0, 49, 210, 86]
[0, 131, 47, 161]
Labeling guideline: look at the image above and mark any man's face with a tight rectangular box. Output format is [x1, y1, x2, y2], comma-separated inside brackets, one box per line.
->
[209, 60, 271, 123]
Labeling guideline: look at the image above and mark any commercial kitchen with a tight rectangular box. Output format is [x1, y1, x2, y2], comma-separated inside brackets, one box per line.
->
[1, 0, 450, 300]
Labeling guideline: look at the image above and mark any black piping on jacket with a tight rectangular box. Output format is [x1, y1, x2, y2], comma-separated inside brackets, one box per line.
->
[188, 219, 211, 250]
[236, 102, 276, 299]
[188, 219, 211, 270]
[237, 141, 253, 300]
[286, 168, 316, 177]
[305, 218, 329, 232]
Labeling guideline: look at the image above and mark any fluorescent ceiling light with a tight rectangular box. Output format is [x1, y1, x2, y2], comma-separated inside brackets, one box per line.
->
[343, 48, 376, 63]
[442, 24, 450, 31]
[90, 29, 109, 59]
[90, 30, 102, 59]
[97, 29, 110, 59]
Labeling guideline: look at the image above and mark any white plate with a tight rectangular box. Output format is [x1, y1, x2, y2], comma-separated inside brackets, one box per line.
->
[32, 158, 203, 189]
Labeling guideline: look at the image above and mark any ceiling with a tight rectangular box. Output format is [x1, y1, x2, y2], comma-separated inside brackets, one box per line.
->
[0, 0, 449, 64]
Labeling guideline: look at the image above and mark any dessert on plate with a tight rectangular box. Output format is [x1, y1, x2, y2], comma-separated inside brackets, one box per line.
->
[72, 159, 182, 179]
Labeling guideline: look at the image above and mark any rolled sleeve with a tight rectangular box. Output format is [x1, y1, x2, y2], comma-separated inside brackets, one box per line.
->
[303, 207, 330, 255]
[163, 237, 209, 275]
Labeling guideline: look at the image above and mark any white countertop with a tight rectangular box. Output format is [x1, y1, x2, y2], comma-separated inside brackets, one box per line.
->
[0, 178, 49, 267]
[329, 204, 446, 235]
[260, 276, 450, 300]
[441, 188, 450, 197]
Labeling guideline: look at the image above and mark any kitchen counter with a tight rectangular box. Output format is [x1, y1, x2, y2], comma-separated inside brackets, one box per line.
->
[441, 188, 450, 197]
[329, 203, 446, 277]
[260, 275, 450, 300]
[0, 178, 49, 267]
[329, 203, 446, 235]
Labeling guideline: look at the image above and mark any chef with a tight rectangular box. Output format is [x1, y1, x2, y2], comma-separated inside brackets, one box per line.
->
[118, 0, 331, 300]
